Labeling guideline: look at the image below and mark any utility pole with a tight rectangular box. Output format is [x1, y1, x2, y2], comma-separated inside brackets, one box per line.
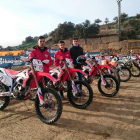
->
[117, 0, 122, 40]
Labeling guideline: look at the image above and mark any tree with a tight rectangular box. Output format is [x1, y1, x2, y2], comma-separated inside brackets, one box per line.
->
[104, 18, 109, 24]
[87, 23, 99, 37]
[74, 24, 84, 38]
[0, 45, 3, 50]
[6, 46, 12, 51]
[52, 21, 75, 43]
[42, 33, 48, 38]
[75, 20, 99, 38]
[25, 36, 34, 43]
[121, 13, 128, 22]
[94, 19, 102, 24]
[82, 20, 91, 38]
[128, 20, 140, 35]
[113, 16, 118, 22]
[33, 36, 38, 40]
[136, 13, 140, 19]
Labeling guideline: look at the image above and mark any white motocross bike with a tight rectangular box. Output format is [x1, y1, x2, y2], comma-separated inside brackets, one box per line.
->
[0, 56, 62, 124]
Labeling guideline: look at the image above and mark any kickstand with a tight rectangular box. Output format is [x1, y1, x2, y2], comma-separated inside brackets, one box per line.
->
[22, 100, 29, 111]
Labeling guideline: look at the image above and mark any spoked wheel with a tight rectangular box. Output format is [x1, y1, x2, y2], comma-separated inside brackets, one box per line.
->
[98, 74, 119, 97]
[130, 64, 140, 77]
[118, 66, 131, 82]
[67, 80, 93, 109]
[35, 88, 62, 124]
[0, 82, 10, 110]
[104, 69, 120, 86]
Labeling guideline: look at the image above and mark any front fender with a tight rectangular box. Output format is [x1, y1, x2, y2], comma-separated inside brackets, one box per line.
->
[69, 68, 88, 76]
[36, 72, 57, 82]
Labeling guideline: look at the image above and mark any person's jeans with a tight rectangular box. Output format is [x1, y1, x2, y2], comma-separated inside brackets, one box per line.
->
[77, 70, 82, 90]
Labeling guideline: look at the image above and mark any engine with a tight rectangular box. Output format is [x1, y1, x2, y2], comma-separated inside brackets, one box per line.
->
[47, 80, 63, 91]
[12, 77, 28, 99]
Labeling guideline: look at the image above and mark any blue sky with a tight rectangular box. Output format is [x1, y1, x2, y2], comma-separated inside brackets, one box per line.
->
[0, 0, 140, 48]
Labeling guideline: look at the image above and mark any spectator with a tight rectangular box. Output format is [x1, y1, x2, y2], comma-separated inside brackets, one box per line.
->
[69, 37, 83, 82]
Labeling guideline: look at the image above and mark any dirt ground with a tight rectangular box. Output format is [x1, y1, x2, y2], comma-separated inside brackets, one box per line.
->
[0, 76, 140, 140]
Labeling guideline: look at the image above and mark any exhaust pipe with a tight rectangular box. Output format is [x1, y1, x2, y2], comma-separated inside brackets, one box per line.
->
[0, 92, 11, 97]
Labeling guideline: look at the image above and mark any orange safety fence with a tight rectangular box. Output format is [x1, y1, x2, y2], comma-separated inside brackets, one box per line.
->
[0, 50, 25, 56]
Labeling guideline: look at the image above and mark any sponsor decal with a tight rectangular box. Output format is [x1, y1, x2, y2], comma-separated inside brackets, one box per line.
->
[0, 75, 6, 83]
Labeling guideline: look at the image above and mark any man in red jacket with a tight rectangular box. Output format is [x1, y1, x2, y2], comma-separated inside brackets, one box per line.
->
[28, 36, 52, 73]
[54, 41, 72, 66]
[54, 40, 72, 100]
[28, 36, 52, 89]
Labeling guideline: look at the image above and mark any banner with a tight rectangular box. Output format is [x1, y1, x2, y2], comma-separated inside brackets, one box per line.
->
[0, 56, 25, 68]
[0, 49, 100, 68]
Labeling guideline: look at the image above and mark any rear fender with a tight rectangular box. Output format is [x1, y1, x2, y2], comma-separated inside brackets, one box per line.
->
[0, 72, 12, 86]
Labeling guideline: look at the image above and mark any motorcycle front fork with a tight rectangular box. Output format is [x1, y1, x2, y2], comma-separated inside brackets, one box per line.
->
[101, 75, 107, 85]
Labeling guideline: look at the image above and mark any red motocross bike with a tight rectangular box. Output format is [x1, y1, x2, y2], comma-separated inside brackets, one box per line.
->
[47, 57, 93, 109]
[78, 55, 120, 97]
[0, 56, 62, 124]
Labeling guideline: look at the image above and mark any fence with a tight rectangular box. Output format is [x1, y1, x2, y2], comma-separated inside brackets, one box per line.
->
[0, 49, 100, 68]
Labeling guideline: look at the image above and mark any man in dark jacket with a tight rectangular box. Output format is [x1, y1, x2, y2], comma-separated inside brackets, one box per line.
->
[69, 37, 83, 82]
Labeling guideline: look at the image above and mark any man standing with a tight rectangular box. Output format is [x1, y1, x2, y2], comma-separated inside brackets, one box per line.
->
[69, 37, 83, 81]
[28, 36, 52, 73]
[54, 40, 72, 100]
[54, 40, 72, 67]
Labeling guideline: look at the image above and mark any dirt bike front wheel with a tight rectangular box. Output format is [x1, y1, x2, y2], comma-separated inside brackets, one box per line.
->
[35, 88, 62, 124]
[130, 64, 140, 77]
[67, 80, 93, 109]
[118, 66, 131, 82]
[98, 74, 119, 97]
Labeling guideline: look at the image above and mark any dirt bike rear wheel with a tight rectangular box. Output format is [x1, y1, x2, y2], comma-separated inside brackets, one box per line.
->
[0, 82, 10, 110]
[35, 88, 62, 124]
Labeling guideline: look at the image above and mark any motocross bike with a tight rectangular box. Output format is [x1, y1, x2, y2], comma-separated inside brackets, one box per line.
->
[84, 52, 120, 84]
[47, 57, 93, 109]
[95, 55, 121, 85]
[81, 55, 120, 97]
[122, 54, 140, 77]
[103, 54, 131, 82]
[0, 56, 62, 124]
